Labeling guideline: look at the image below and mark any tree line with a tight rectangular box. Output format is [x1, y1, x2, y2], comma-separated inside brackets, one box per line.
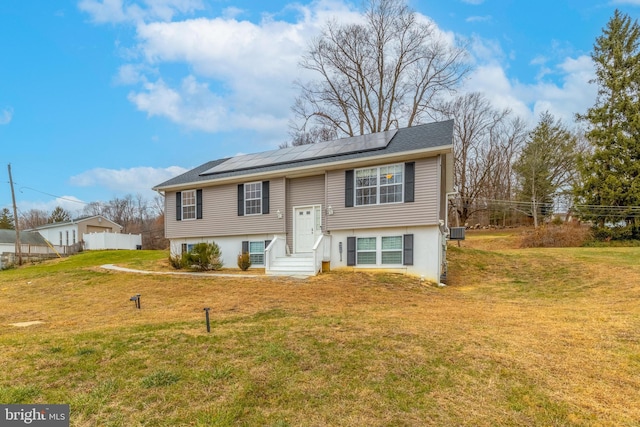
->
[286, 0, 640, 237]
[0, 194, 167, 249]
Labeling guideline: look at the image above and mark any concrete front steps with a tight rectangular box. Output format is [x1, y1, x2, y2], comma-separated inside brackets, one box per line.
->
[266, 253, 317, 277]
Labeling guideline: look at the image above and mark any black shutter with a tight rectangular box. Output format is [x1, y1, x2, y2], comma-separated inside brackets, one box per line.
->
[237, 184, 244, 216]
[176, 192, 182, 221]
[345, 170, 354, 207]
[404, 162, 415, 203]
[242, 241, 249, 254]
[403, 234, 414, 265]
[347, 237, 356, 266]
[262, 181, 270, 214]
[196, 189, 203, 219]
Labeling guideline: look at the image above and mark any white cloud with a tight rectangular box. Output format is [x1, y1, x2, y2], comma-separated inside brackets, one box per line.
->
[611, 0, 640, 5]
[114, 63, 149, 85]
[18, 196, 88, 219]
[79, 0, 204, 24]
[0, 107, 13, 125]
[466, 15, 491, 23]
[81, 0, 600, 141]
[69, 166, 188, 194]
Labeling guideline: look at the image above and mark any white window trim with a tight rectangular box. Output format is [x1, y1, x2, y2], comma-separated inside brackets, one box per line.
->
[182, 189, 197, 221]
[244, 182, 262, 216]
[356, 235, 404, 267]
[354, 163, 404, 206]
[249, 241, 265, 265]
[356, 237, 377, 265]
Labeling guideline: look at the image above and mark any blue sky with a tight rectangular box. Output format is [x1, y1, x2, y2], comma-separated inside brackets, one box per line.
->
[1, 0, 639, 217]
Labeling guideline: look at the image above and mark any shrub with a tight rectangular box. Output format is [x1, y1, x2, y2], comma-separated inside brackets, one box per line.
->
[237, 252, 251, 271]
[183, 242, 223, 271]
[169, 254, 184, 270]
[520, 223, 592, 248]
[591, 225, 637, 241]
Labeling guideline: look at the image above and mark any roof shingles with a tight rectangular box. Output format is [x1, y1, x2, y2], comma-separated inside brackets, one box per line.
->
[154, 120, 453, 190]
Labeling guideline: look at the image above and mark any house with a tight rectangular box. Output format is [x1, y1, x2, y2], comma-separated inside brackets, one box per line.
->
[153, 120, 455, 282]
[29, 215, 142, 251]
[0, 229, 55, 267]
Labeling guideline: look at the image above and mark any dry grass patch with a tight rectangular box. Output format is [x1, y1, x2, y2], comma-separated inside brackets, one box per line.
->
[0, 248, 639, 426]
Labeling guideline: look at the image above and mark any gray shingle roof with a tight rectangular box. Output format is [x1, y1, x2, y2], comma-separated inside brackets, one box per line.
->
[154, 120, 453, 190]
[0, 230, 49, 245]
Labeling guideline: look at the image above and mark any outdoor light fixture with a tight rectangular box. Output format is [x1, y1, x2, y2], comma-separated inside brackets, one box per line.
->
[203, 307, 211, 333]
[276, 209, 282, 219]
[327, 206, 334, 215]
[129, 294, 141, 309]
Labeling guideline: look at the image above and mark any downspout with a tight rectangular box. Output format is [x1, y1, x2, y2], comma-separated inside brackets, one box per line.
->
[441, 188, 458, 285]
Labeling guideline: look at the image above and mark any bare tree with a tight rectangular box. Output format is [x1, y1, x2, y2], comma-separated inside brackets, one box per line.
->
[483, 117, 528, 226]
[19, 209, 49, 230]
[81, 194, 167, 249]
[82, 201, 107, 217]
[432, 92, 517, 226]
[292, 0, 470, 143]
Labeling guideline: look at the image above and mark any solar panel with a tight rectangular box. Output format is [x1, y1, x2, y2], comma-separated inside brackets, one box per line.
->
[201, 129, 397, 175]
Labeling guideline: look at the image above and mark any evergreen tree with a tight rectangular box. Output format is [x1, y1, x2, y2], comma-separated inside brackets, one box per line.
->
[48, 206, 71, 223]
[514, 112, 578, 227]
[0, 208, 14, 229]
[575, 10, 640, 231]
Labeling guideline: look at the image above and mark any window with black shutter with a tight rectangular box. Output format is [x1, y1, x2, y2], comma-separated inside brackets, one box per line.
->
[403, 234, 414, 266]
[238, 184, 244, 216]
[345, 170, 354, 207]
[196, 189, 203, 219]
[176, 192, 182, 221]
[346, 237, 356, 266]
[262, 181, 269, 214]
[404, 162, 415, 203]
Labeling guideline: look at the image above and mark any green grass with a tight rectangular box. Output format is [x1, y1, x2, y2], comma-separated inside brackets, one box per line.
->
[1, 248, 640, 426]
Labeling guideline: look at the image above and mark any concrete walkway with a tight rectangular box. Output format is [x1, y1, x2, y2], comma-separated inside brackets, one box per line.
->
[100, 264, 264, 278]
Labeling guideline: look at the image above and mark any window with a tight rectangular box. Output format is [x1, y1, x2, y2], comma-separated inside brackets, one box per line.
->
[72, 230, 76, 244]
[182, 190, 197, 220]
[355, 164, 403, 206]
[59, 232, 62, 246]
[176, 190, 202, 221]
[348, 235, 411, 266]
[355, 168, 378, 206]
[381, 236, 403, 264]
[356, 237, 377, 265]
[244, 182, 262, 215]
[379, 165, 403, 204]
[181, 243, 195, 254]
[238, 182, 269, 216]
[66, 231, 69, 246]
[249, 241, 265, 265]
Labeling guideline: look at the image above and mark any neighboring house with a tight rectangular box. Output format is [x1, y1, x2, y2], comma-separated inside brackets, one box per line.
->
[153, 120, 455, 282]
[0, 229, 54, 267]
[29, 215, 142, 251]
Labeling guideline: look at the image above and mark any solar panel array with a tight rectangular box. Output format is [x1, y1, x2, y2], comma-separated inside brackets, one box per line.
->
[201, 129, 397, 176]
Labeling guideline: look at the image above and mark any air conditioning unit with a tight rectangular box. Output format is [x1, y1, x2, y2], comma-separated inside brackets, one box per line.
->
[449, 227, 466, 240]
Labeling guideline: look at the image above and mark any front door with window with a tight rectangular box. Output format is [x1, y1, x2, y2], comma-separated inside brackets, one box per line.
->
[294, 206, 321, 253]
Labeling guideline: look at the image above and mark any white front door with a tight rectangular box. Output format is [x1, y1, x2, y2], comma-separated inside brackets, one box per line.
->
[294, 206, 320, 253]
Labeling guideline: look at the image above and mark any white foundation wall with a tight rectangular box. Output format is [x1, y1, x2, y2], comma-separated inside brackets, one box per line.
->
[169, 234, 281, 268]
[327, 226, 443, 282]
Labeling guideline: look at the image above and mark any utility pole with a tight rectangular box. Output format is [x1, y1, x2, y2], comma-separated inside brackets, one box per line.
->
[7, 164, 22, 265]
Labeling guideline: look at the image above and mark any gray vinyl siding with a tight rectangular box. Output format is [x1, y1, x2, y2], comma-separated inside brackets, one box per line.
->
[165, 178, 286, 239]
[439, 154, 447, 222]
[285, 175, 326, 250]
[326, 157, 439, 230]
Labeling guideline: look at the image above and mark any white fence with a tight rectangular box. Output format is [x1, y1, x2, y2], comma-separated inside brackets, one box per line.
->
[83, 232, 142, 250]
